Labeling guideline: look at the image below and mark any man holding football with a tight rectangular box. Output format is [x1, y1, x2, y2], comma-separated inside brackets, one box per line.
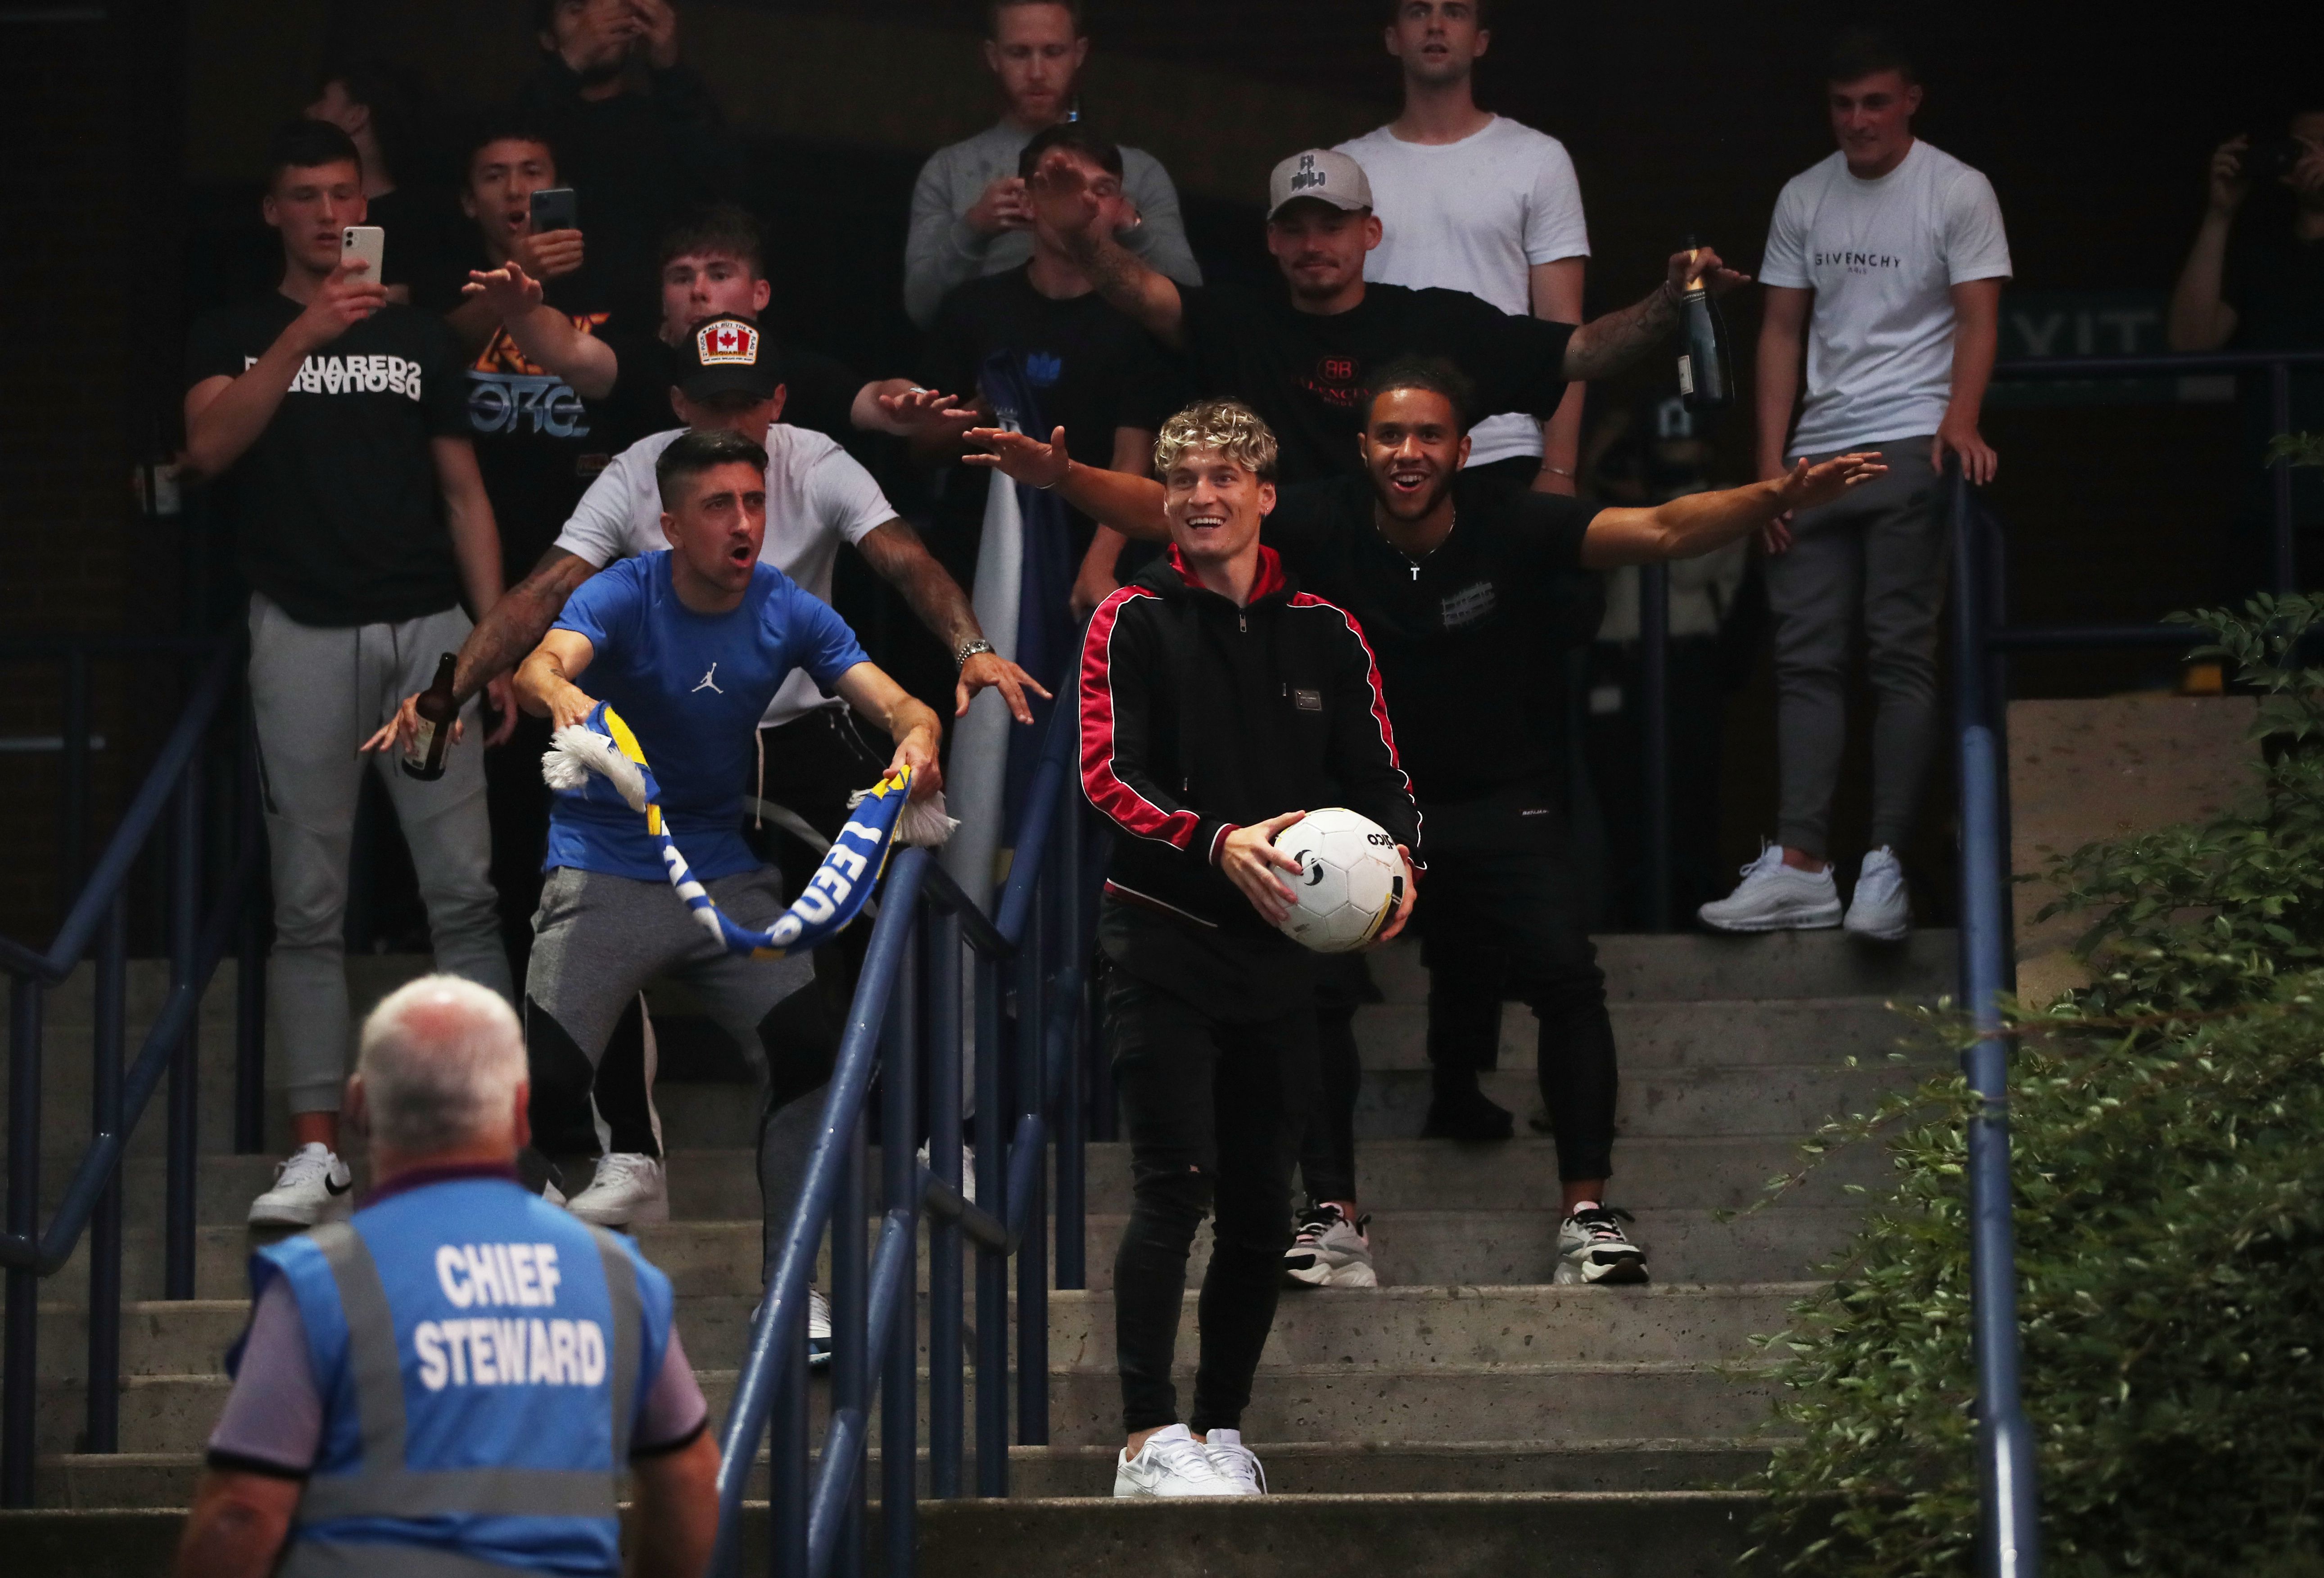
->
[972, 363, 1882, 1291]
[1075, 398, 1421, 1498]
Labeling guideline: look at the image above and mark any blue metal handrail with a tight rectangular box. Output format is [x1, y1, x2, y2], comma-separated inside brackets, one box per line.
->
[1, 639, 266, 1505]
[1949, 462, 2040, 1578]
[713, 685, 1103, 1578]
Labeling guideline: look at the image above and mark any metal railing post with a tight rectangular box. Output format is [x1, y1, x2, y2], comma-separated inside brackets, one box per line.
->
[773, 1307, 809, 1578]
[1638, 562, 1672, 931]
[166, 764, 201, 1300]
[925, 909, 964, 1501]
[86, 898, 128, 1454]
[3, 977, 43, 1505]
[831, 1111, 867, 1576]
[1949, 463, 2042, 1578]
[972, 950, 1008, 1495]
[880, 923, 920, 1578]
[1013, 896, 1049, 1447]
[234, 710, 267, 1155]
[1053, 802, 1086, 1293]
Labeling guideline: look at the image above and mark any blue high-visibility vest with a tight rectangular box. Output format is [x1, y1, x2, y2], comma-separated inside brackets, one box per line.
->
[240, 1175, 677, 1578]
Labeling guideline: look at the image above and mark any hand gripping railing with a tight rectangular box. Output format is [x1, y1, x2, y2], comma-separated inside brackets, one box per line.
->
[1, 640, 267, 1505]
[712, 685, 1106, 1578]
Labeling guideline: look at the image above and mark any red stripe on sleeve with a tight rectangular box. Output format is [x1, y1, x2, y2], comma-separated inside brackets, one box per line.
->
[1079, 587, 1200, 850]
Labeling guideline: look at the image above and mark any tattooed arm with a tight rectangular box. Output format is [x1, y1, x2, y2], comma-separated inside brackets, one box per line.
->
[360, 547, 598, 754]
[1023, 154, 1187, 348]
[1562, 245, 1751, 382]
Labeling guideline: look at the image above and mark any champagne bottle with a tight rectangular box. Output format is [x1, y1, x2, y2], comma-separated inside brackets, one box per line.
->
[402, 653, 459, 782]
[1676, 235, 1732, 412]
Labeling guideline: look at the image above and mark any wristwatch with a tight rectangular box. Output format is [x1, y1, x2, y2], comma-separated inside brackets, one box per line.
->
[955, 638, 997, 672]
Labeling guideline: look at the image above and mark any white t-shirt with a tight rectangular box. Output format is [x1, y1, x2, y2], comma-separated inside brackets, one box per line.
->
[1760, 140, 2012, 457]
[1336, 116, 1591, 468]
[554, 424, 895, 727]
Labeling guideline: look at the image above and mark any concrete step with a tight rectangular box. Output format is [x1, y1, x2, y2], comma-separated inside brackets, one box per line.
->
[35, 1437, 1787, 1508]
[29, 1282, 1815, 1381]
[1, 1491, 1773, 1578]
[33, 1356, 1775, 1455]
[1357, 996, 1921, 1070]
[15, 1198, 1858, 1305]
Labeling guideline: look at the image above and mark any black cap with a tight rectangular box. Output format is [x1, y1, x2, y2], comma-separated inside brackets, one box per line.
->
[678, 315, 783, 402]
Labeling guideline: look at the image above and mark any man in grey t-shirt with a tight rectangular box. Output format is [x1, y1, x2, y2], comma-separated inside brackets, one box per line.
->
[903, 0, 1200, 328]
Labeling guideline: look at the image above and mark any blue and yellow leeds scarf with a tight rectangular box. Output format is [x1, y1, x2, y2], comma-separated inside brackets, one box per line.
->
[541, 702, 950, 958]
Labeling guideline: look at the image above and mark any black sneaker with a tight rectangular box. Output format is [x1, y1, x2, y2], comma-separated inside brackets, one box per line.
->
[1422, 1081, 1515, 1140]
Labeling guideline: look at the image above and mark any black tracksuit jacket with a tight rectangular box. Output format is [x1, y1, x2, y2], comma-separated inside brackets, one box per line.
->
[1078, 544, 1422, 1004]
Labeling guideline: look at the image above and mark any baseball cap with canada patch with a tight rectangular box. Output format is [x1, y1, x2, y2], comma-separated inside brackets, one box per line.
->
[679, 314, 783, 401]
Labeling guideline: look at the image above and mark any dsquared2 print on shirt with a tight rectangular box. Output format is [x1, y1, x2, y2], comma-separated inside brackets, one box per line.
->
[247, 352, 426, 399]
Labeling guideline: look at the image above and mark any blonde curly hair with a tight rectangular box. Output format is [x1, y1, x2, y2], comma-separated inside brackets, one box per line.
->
[1152, 398, 1279, 482]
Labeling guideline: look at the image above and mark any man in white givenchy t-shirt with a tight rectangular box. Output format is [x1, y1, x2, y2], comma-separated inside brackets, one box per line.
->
[1700, 27, 2010, 943]
[1336, 0, 1590, 493]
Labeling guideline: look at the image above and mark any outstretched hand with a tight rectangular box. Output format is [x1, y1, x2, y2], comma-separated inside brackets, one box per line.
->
[961, 425, 1071, 489]
[1665, 244, 1750, 299]
[1221, 810, 1307, 927]
[462, 262, 546, 320]
[955, 651, 1052, 725]
[1776, 451, 1887, 514]
[1026, 154, 1105, 242]
[878, 386, 979, 438]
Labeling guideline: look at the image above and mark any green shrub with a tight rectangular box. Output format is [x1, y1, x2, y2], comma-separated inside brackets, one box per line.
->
[1749, 598, 2324, 1577]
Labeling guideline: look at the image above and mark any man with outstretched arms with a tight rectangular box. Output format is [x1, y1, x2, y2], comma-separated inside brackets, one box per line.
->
[1024, 141, 1745, 484]
[175, 976, 715, 1578]
[1079, 399, 1421, 1499]
[372, 318, 1041, 1230]
[513, 427, 942, 1352]
[971, 366, 1882, 1290]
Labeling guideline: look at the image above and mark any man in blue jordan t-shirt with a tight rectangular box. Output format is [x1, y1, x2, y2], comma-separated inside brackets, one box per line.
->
[512, 428, 940, 1347]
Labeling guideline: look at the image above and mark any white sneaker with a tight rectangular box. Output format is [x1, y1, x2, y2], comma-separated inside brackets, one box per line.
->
[564, 1153, 669, 1227]
[1282, 1204, 1379, 1288]
[1697, 845, 1841, 933]
[248, 1143, 354, 1228]
[808, 1286, 833, 1369]
[747, 1285, 836, 1370]
[1556, 1205, 1650, 1286]
[915, 1141, 977, 1205]
[1844, 847, 1912, 942]
[1203, 1428, 1267, 1495]
[1113, 1423, 1241, 1498]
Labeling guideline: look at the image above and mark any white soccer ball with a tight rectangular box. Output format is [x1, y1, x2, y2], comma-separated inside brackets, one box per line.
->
[1274, 807, 1406, 954]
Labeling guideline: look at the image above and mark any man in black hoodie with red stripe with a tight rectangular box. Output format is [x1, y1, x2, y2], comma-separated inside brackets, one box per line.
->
[1079, 397, 1420, 1498]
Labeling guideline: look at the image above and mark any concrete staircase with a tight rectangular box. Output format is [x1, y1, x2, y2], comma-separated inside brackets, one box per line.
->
[4, 929, 1953, 1574]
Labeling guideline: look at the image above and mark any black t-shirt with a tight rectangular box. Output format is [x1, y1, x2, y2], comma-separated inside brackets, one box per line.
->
[448, 260, 627, 576]
[2226, 230, 2324, 524]
[922, 265, 1182, 556]
[185, 294, 470, 627]
[1179, 281, 1574, 484]
[1264, 472, 1598, 804]
[592, 326, 865, 456]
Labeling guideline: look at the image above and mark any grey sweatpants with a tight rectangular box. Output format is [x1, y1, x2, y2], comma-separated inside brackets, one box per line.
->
[1763, 440, 1948, 859]
[525, 866, 823, 1269]
[248, 593, 513, 1115]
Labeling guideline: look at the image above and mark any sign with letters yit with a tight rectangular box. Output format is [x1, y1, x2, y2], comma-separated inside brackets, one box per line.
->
[1990, 290, 2236, 408]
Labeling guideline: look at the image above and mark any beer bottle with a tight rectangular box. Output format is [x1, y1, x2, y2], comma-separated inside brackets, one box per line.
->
[1677, 235, 1732, 412]
[402, 653, 459, 782]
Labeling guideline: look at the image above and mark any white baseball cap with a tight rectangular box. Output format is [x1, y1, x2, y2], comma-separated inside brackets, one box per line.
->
[1266, 149, 1373, 221]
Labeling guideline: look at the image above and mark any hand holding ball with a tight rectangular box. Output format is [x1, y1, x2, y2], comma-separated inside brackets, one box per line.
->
[1273, 807, 1407, 954]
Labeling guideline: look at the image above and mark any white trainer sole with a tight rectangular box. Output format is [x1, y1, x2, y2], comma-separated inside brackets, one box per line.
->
[1697, 900, 1842, 934]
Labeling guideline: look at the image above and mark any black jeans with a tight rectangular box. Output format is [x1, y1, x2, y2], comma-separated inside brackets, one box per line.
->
[1297, 955, 1370, 1207]
[1416, 784, 1619, 1183]
[1108, 971, 1316, 1435]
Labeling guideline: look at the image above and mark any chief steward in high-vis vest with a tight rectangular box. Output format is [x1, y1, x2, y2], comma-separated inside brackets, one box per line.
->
[175, 976, 718, 1578]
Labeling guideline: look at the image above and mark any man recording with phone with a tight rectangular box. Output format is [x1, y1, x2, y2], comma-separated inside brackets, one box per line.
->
[182, 118, 515, 1231]
[2168, 104, 2324, 595]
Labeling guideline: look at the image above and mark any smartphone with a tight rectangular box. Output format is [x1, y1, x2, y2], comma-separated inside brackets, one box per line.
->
[529, 187, 579, 233]
[340, 225, 385, 281]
